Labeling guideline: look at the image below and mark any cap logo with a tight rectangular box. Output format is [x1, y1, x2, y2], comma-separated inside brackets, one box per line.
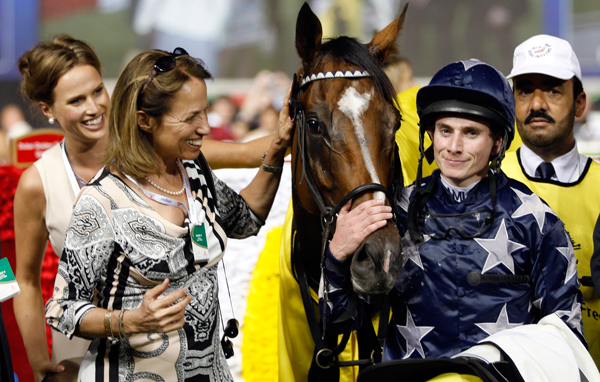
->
[528, 44, 552, 58]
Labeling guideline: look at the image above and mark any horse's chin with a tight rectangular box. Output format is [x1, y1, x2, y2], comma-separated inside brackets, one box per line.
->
[351, 277, 394, 295]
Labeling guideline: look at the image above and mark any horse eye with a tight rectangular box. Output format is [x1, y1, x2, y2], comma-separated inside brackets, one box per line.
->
[306, 119, 321, 134]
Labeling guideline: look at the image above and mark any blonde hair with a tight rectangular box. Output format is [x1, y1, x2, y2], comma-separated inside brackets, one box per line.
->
[18, 34, 101, 108]
[105, 49, 212, 177]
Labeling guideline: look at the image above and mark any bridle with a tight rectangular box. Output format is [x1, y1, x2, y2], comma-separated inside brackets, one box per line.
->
[290, 70, 403, 234]
[289, 68, 403, 371]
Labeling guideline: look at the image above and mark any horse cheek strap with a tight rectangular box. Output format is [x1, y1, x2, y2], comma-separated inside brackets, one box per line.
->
[292, 68, 400, 375]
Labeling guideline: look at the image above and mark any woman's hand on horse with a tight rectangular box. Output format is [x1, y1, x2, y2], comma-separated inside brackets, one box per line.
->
[275, 82, 295, 149]
[329, 199, 393, 261]
[127, 279, 191, 334]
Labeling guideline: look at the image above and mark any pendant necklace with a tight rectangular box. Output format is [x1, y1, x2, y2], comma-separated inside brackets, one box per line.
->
[74, 172, 89, 186]
[61, 139, 90, 189]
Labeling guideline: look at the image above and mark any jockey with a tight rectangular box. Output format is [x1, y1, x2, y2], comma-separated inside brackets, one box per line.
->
[320, 59, 599, 381]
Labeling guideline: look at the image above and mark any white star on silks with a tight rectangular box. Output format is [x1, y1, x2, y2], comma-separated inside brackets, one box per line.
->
[401, 230, 427, 270]
[396, 308, 434, 359]
[475, 304, 522, 336]
[475, 219, 526, 274]
[510, 188, 556, 233]
[557, 233, 578, 284]
[554, 296, 583, 334]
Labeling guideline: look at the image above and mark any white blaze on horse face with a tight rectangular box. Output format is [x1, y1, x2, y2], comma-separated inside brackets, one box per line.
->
[337, 86, 385, 201]
[383, 249, 392, 273]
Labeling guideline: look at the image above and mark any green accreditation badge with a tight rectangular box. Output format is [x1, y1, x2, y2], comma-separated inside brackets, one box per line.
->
[191, 223, 210, 262]
[0, 257, 20, 302]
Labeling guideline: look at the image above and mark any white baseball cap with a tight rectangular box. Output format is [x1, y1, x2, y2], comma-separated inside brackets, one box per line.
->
[506, 34, 581, 81]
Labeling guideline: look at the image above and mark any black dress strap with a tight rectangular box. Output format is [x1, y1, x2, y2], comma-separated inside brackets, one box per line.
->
[194, 152, 217, 198]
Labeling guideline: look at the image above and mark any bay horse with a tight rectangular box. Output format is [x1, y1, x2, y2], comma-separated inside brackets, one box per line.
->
[283, 3, 408, 381]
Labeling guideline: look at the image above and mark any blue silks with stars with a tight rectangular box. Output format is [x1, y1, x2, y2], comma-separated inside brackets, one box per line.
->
[321, 170, 583, 361]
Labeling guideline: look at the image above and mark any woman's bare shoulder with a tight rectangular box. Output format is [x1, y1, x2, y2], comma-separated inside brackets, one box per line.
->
[16, 165, 46, 201]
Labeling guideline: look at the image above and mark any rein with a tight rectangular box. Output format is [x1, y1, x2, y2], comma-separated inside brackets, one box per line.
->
[290, 69, 401, 374]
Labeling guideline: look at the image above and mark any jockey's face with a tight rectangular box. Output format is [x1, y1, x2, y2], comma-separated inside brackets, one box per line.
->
[430, 115, 502, 188]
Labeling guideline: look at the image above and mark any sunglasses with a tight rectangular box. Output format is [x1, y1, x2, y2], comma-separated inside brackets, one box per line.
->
[139, 47, 189, 95]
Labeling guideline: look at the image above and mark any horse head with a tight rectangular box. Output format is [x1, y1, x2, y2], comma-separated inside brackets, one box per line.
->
[291, 2, 407, 295]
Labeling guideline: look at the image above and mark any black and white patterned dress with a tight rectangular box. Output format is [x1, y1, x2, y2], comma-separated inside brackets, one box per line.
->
[46, 159, 263, 382]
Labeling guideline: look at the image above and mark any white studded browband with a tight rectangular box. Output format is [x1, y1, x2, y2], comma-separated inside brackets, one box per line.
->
[300, 70, 371, 87]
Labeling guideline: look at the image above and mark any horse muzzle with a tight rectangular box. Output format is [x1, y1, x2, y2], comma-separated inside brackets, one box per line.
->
[349, 223, 402, 295]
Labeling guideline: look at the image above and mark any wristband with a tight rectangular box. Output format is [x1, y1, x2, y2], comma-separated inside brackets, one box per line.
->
[261, 151, 283, 173]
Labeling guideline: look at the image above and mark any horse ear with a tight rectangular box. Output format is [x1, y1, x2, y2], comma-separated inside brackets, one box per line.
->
[295, 2, 323, 69]
[366, 3, 408, 64]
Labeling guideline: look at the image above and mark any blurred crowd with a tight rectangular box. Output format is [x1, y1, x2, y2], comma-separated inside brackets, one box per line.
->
[205, 70, 290, 143]
[575, 97, 600, 143]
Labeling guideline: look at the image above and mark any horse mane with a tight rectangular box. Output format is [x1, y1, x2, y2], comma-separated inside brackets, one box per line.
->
[310, 36, 399, 110]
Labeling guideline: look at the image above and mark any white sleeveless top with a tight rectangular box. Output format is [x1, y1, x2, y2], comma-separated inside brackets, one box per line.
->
[33, 143, 90, 364]
[33, 143, 76, 256]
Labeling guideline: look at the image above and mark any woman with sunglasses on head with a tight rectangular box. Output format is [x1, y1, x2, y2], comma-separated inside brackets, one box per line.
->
[13, 34, 109, 382]
[320, 60, 594, 381]
[44, 48, 293, 381]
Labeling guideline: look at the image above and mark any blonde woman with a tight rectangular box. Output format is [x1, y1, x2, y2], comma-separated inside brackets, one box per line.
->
[45, 48, 293, 381]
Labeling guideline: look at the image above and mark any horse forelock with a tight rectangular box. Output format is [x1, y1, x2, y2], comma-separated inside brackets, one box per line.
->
[295, 36, 401, 208]
[310, 36, 399, 113]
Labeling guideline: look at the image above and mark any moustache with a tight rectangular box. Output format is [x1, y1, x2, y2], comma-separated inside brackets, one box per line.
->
[524, 110, 556, 125]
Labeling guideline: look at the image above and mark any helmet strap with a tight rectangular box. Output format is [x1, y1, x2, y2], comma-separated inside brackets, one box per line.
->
[407, 171, 438, 243]
[490, 129, 509, 173]
[408, 125, 437, 243]
[416, 126, 425, 186]
[487, 169, 498, 225]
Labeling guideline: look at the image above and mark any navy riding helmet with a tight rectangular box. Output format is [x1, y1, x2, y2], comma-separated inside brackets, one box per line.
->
[417, 59, 516, 167]
[407, 60, 517, 244]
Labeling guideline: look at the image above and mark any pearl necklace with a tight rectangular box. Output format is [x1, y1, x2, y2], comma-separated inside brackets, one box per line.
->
[145, 165, 186, 196]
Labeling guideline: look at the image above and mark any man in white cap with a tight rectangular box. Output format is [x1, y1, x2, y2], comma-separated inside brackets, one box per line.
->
[502, 34, 600, 368]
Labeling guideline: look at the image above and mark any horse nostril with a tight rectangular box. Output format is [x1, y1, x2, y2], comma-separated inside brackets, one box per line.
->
[354, 243, 388, 274]
[353, 246, 370, 265]
[352, 244, 376, 273]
